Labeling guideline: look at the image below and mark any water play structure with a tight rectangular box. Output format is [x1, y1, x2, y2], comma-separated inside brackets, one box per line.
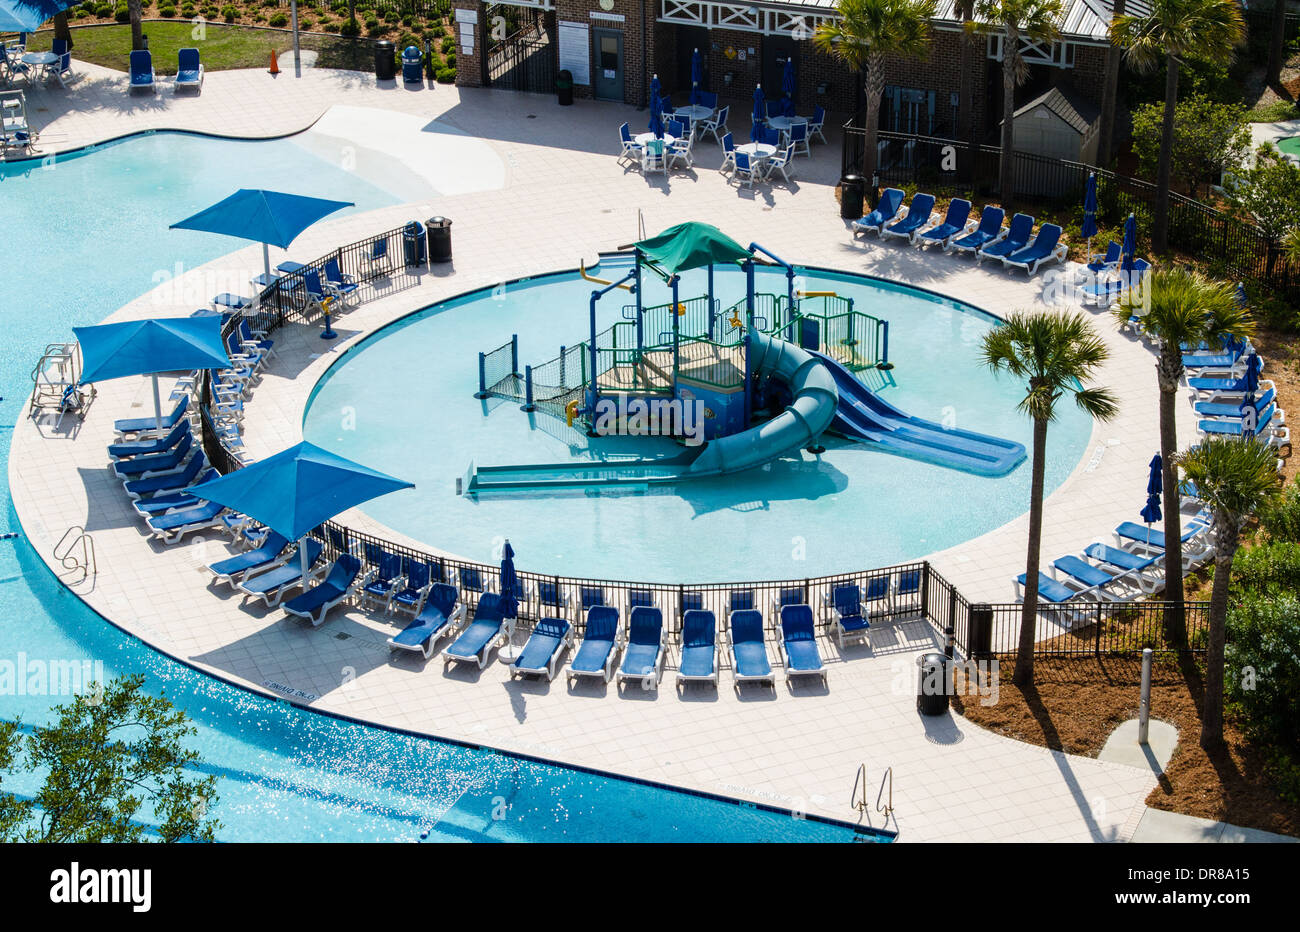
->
[462, 222, 1025, 495]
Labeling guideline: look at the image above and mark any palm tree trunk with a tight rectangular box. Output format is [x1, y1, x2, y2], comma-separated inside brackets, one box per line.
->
[1199, 534, 1236, 750]
[1015, 414, 1049, 687]
[129, 0, 144, 52]
[1268, 0, 1288, 87]
[958, 3, 977, 183]
[999, 38, 1017, 213]
[1157, 349, 1186, 646]
[53, 12, 73, 51]
[1152, 53, 1179, 254]
[1097, 0, 1126, 166]
[860, 53, 885, 186]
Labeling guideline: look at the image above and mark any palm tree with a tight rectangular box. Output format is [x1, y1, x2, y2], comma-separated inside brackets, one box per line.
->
[1267, 0, 1289, 87]
[1096, 0, 1126, 167]
[973, 0, 1063, 213]
[982, 311, 1119, 686]
[129, 0, 144, 52]
[1111, 0, 1245, 254]
[1177, 438, 1280, 749]
[956, 0, 980, 178]
[53, 12, 73, 52]
[1114, 270, 1253, 645]
[814, 0, 938, 187]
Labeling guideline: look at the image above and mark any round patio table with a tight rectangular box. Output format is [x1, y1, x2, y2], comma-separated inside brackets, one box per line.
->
[634, 132, 677, 147]
[765, 115, 808, 135]
[20, 51, 56, 86]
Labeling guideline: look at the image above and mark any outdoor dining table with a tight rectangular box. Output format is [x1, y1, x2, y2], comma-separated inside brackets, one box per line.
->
[674, 104, 713, 135]
[735, 142, 777, 167]
[21, 52, 57, 85]
[633, 132, 677, 148]
[765, 115, 808, 136]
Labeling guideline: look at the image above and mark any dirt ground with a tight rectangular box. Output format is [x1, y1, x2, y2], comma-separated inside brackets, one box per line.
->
[954, 656, 1300, 837]
[1252, 328, 1298, 485]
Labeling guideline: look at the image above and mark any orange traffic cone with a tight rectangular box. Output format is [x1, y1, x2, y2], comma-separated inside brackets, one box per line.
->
[269, 49, 280, 76]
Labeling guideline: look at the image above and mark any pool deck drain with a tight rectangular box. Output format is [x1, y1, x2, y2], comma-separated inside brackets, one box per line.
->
[7, 80, 1208, 842]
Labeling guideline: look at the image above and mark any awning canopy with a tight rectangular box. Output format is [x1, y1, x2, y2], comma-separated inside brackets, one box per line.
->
[634, 221, 753, 276]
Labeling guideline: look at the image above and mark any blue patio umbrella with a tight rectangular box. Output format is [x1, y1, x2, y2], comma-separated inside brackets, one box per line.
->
[189, 440, 414, 582]
[1141, 452, 1163, 542]
[752, 85, 766, 126]
[690, 48, 703, 107]
[170, 189, 354, 279]
[1121, 211, 1137, 266]
[781, 57, 796, 116]
[74, 315, 231, 426]
[649, 103, 664, 140]
[1242, 351, 1262, 436]
[0, 0, 80, 31]
[496, 538, 521, 658]
[1081, 172, 1099, 259]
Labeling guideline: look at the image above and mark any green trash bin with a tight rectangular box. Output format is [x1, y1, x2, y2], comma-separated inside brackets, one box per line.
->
[556, 69, 574, 106]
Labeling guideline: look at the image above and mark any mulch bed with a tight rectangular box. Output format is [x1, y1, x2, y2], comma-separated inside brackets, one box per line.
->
[953, 655, 1300, 837]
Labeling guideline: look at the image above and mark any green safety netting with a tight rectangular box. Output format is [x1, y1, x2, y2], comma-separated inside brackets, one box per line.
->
[633, 221, 752, 276]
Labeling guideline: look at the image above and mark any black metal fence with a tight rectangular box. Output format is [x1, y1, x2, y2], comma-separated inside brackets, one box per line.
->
[841, 126, 1300, 305]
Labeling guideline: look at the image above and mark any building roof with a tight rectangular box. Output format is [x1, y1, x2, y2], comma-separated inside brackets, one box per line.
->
[1010, 84, 1102, 133]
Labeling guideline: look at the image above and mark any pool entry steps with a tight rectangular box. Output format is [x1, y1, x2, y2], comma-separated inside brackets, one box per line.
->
[462, 222, 1026, 496]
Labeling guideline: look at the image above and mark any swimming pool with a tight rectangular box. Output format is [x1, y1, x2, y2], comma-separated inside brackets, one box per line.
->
[303, 259, 1093, 582]
[1278, 135, 1300, 159]
[0, 131, 887, 842]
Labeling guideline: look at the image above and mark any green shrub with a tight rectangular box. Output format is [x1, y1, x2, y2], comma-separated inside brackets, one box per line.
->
[1230, 540, 1300, 598]
[96, 2, 113, 16]
[444, 52, 454, 68]
[364, 14, 379, 28]
[269, 11, 287, 26]
[401, 14, 413, 25]
[159, 4, 177, 15]
[435, 65, 455, 83]
[439, 35, 453, 54]
[382, 7, 400, 23]
[221, 4, 239, 22]
[339, 16, 360, 36]
[114, 3, 130, 22]
[1225, 596, 1300, 800]
[411, 21, 423, 33]
[1245, 100, 1300, 124]
[181, 2, 196, 14]
[1262, 481, 1300, 543]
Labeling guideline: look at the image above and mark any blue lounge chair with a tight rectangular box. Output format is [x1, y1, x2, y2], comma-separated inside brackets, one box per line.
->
[976, 213, 1034, 266]
[129, 50, 155, 93]
[1051, 555, 1128, 600]
[236, 539, 325, 608]
[458, 566, 493, 595]
[628, 588, 655, 608]
[146, 499, 228, 543]
[948, 206, 1005, 256]
[616, 606, 665, 691]
[1198, 402, 1288, 447]
[1001, 222, 1066, 276]
[917, 198, 971, 250]
[360, 550, 405, 611]
[122, 450, 206, 499]
[322, 257, 359, 307]
[881, 193, 936, 245]
[107, 418, 189, 461]
[769, 586, 805, 616]
[1188, 374, 1273, 402]
[850, 187, 904, 237]
[1087, 240, 1122, 274]
[567, 605, 621, 684]
[1183, 336, 1249, 371]
[1014, 571, 1084, 604]
[389, 560, 433, 615]
[363, 238, 390, 274]
[443, 593, 509, 670]
[778, 604, 826, 685]
[509, 617, 574, 681]
[1194, 386, 1275, 419]
[676, 609, 718, 688]
[283, 554, 361, 626]
[237, 318, 275, 360]
[727, 609, 774, 688]
[114, 395, 188, 438]
[389, 584, 465, 658]
[1083, 543, 1164, 593]
[1115, 516, 1214, 567]
[681, 591, 704, 612]
[1080, 258, 1149, 306]
[829, 583, 871, 649]
[174, 47, 203, 92]
[113, 432, 193, 478]
[131, 467, 220, 517]
[578, 586, 606, 610]
[207, 531, 292, 586]
[895, 568, 923, 608]
[862, 576, 890, 612]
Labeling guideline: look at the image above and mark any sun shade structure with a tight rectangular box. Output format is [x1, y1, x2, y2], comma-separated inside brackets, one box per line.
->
[74, 316, 231, 425]
[633, 221, 752, 276]
[170, 189, 354, 278]
[0, 0, 79, 31]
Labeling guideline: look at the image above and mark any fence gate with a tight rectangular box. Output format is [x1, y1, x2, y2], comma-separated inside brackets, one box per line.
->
[482, 4, 557, 94]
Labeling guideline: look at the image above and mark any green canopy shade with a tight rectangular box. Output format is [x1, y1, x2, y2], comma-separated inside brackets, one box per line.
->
[633, 221, 752, 276]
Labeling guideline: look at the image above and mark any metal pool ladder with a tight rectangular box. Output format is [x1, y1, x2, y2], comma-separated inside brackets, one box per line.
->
[876, 766, 894, 820]
[54, 525, 96, 584]
[850, 763, 869, 815]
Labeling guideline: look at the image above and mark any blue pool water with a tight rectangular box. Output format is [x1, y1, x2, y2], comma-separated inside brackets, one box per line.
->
[303, 260, 1094, 582]
[0, 133, 882, 842]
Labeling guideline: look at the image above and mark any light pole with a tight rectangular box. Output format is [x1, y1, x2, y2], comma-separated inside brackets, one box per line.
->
[290, 0, 302, 77]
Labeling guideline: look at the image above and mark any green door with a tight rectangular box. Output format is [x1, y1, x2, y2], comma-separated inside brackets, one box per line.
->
[593, 29, 623, 102]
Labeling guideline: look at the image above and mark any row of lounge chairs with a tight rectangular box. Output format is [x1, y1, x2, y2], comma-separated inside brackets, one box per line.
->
[852, 189, 1070, 277]
[129, 48, 203, 94]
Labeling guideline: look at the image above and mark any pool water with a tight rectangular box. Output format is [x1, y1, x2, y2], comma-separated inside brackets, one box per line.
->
[0, 132, 883, 842]
[1278, 135, 1300, 158]
[303, 260, 1093, 582]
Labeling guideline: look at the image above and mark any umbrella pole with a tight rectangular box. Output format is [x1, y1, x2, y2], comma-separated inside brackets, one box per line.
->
[150, 373, 163, 428]
[262, 243, 271, 281]
[300, 540, 310, 588]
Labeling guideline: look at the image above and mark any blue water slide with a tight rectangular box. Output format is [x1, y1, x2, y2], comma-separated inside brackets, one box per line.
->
[462, 330, 837, 495]
[809, 349, 1026, 477]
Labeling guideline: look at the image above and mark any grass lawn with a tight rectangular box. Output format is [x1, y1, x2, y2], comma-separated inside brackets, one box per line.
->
[29, 23, 373, 75]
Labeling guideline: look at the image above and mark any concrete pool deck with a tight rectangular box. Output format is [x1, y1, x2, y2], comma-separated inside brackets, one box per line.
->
[10, 72, 1220, 841]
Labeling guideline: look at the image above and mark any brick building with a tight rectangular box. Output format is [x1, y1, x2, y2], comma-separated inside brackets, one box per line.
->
[450, 0, 1125, 147]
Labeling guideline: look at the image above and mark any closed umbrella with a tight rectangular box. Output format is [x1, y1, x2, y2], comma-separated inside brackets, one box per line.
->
[752, 84, 765, 126]
[690, 48, 703, 107]
[1243, 351, 1261, 437]
[497, 539, 520, 660]
[649, 73, 664, 139]
[1081, 172, 1098, 261]
[1141, 452, 1163, 545]
[170, 189, 354, 280]
[1121, 212, 1137, 266]
[781, 57, 796, 117]
[189, 441, 413, 586]
[74, 316, 231, 427]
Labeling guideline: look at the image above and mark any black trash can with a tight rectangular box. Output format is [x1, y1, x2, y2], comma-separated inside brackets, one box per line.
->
[968, 603, 994, 660]
[402, 221, 427, 268]
[556, 69, 574, 106]
[426, 216, 452, 263]
[401, 46, 423, 84]
[916, 651, 952, 716]
[374, 40, 396, 81]
[840, 173, 864, 220]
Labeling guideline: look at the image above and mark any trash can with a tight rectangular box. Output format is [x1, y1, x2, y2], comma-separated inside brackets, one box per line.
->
[556, 69, 574, 106]
[968, 603, 994, 660]
[426, 216, 453, 263]
[401, 46, 423, 84]
[916, 651, 952, 716]
[840, 173, 864, 220]
[374, 40, 396, 81]
[402, 221, 427, 268]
